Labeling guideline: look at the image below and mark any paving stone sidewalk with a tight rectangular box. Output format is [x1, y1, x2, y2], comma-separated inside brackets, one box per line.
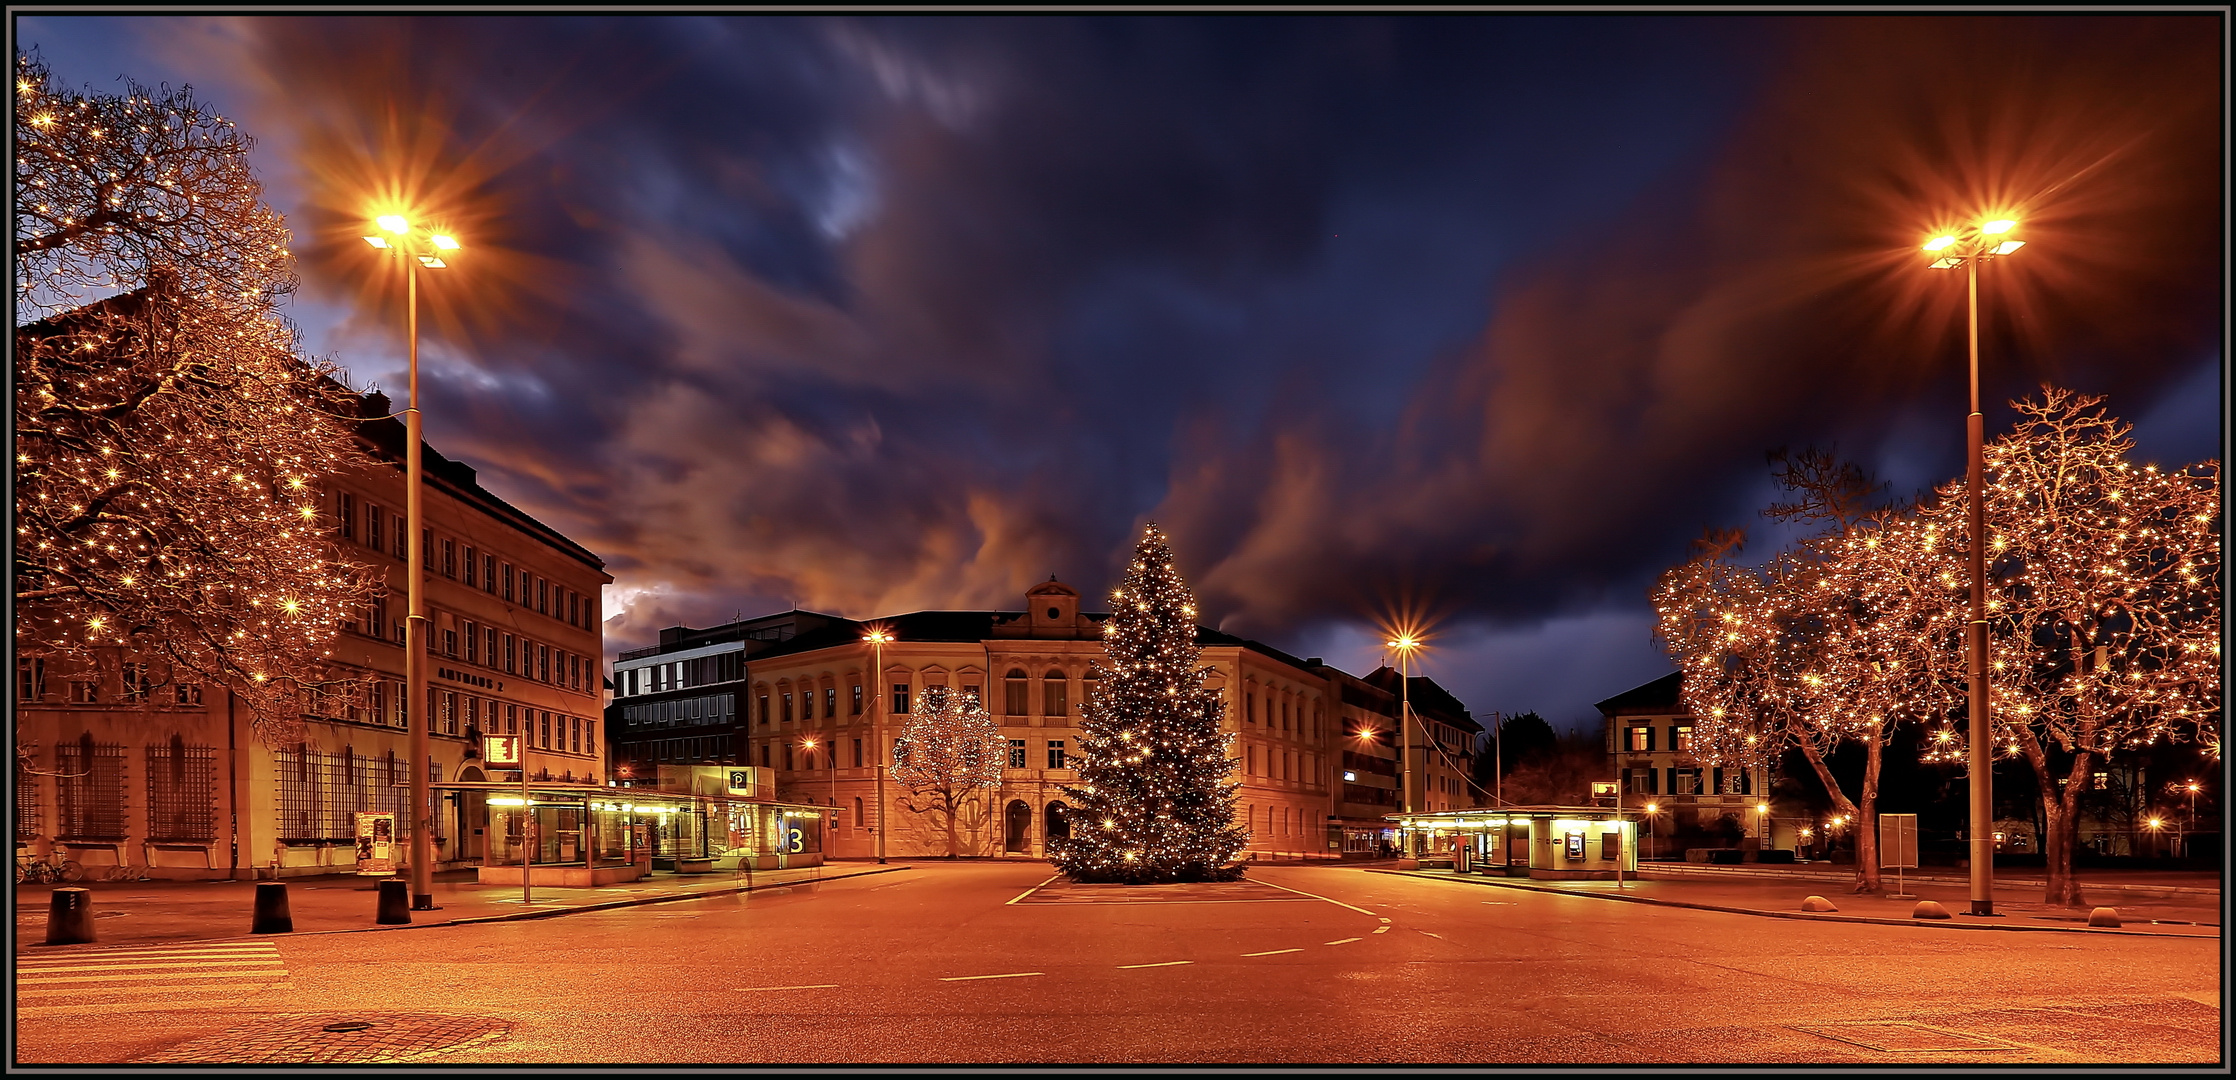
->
[13, 861, 909, 952]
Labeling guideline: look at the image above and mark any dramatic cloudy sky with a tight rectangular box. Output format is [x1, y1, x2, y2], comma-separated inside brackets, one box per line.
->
[19, 15, 2222, 731]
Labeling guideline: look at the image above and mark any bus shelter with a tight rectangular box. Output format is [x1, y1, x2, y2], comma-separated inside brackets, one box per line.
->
[1389, 806, 1635, 880]
[422, 780, 827, 888]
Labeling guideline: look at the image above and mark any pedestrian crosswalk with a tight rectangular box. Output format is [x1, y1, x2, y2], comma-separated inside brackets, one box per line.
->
[15, 940, 290, 1017]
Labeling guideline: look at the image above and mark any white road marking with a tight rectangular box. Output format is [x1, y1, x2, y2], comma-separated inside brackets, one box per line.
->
[735, 984, 840, 992]
[1241, 949, 1303, 957]
[20, 945, 275, 960]
[1372, 926, 1391, 934]
[18, 959, 282, 973]
[19, 995, 288, 1017]
[1004, 875, 1060, 906]
[1415, 930, 1443, 939]
[1323, 937, 1361, 946]
[1118, 960, 1193, 969]
[16, 970, 288, 984]
[1254, 879, 1378, 916]
[1378, 917, 1392, 923]
[940, 971, 1044, 981]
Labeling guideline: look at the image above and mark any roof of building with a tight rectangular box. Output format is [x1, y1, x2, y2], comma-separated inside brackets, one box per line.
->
[1593, 671, 1684, 715]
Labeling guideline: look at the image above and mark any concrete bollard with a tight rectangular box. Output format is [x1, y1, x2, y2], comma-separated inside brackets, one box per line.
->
[251, 880, 294, 934]
[376, 879, 412, 925]
[1912, 900, 1951, 920]
[1800, 895, 1838, 912]
[2087, 906, 2122, 928]
[45, 887, 96, 945]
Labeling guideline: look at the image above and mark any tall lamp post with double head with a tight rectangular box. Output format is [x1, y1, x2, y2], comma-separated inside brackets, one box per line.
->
[363, 215, 459, 911]
[1923, 216, 2025, 917]
[864, 628, 893, 864]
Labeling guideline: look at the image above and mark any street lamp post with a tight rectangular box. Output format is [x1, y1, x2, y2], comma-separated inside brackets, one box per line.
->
[364, 216, 459, 911]
[1387, 635, 1420, 855]
[1924, 217, 2026, 917]
[864, 629, 893, 864]
[1644, 801, 1658, 861]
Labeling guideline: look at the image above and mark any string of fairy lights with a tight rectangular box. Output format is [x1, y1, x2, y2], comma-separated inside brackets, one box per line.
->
[14, 55, 382, 743]
[1654, 387, 2219, 842]
[1052, 523, 1249, 883]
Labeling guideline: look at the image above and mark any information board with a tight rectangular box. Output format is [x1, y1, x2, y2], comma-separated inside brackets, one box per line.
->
[354, 811, 398, 876]
[1878, 813, 1919, 869]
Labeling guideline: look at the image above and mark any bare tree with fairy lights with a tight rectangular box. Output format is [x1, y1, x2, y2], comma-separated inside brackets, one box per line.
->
[1053, 523, 1247, 883]
[891, 686, 1007, 858]
[13, 51, 381, 746]
[1919, 387, 2220, 907]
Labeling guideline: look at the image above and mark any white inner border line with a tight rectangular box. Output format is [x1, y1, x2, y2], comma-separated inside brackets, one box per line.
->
[1005, 874, 1061, 905]
[1253, 877, 1379, 916]
[940, 972, 1045, 981]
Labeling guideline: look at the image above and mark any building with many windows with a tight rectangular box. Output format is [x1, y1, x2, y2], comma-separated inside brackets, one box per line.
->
[14, 386, 610, 880]
[1596, 672, 1777, 851]
[606, 579, 1488, 861]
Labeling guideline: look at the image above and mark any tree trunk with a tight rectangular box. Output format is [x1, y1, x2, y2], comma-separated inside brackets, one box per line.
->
[1795, 740, 1870, 888]
[944, 791, 959, 859]
[1854, 734, 1884, 892]
[2018, 731, 2092, 908]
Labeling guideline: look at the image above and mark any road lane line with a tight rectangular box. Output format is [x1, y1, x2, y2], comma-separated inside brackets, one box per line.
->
[735, 984, 841, 992]
[1415, 930, 1443, 939]
[1378, 917, 1391, 923]
[1253, 879, 1378, 916]
[19, 946, 277, 960]
[16, 971, 289, 984]
[940, 972, 1044, 981]
[1117, 961, 1193, 969]
[1323, 937, 1361, 945]
[1372, 926, 1391, 934]
[17, 960, 283, 973]
[16, 981, 286, 999]
[1005, 875, 1060, 906]
[1241, 949, 1302, 957]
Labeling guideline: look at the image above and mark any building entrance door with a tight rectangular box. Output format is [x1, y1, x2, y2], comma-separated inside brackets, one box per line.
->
[1004, 800, 1031, 853]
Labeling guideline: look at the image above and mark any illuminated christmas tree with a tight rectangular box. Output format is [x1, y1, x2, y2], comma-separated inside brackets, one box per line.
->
[891, 686, 1007, 858]
[13, 52, 380, 743]
[1054, 523, 1247, 883]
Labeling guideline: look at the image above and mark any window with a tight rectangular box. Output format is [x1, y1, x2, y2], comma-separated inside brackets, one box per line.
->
[1043, 671, 1068, 717]
[1281, 700, 1290, 732]
[1674, 725, 1694, 753]
[572, 716, 582, 755]
[17, 658, 45, 702]
[538, 578, 548, 615]
[1008, 739, 1027, 769]
[782, 692, 794, 723]
[69, 678, 99, 705]
[853, 738, 864, 768]
[893, 683, 910, 715]
[368, 504, 384, 554]
[484, 554, 497, 593]
[395, 516, 407, 558]
[175, 683, 201, 707]
[443, 628, 458, 659]
[1004, 669, 1029, 716]
[502, 563, 515, 601]
[144, 738, 217, 842]
[851, 683, 864, 715]
[760, 743, 771, 768]
[116, 663, 144, 703]
[825, 687, 837, 719]
[463, 622, 478, 664]
[442, 539, 456, 579]
[853, 797, 864, 827]
[463, 546, 477, 587]
[506, 703, 518, 735]
[1248, 745, 1258, 775]
[485, 628, 498, 670]
[783, 743, 794, 771]
[801, 687, 814, 721]
[758, 694, 771, 725]
[364, 595, 384, 639]
[337, 492, 355, 541]
[1626, 726, 1654, 752]
[440, 691, 458, 735]
[540, 711, 552, 749]
[56, 737, 127, 840]
[1046, 740, 1067, 770]
[538, 643, 550, 683]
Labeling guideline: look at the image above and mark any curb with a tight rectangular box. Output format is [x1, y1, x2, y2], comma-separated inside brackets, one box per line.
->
[1364, 869, 2220, 940]
[22, 865, 912, 951]
[1635, 863, 2221, 900]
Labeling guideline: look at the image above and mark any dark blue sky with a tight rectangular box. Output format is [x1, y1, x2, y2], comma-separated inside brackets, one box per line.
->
[17, 15, 2222, 731]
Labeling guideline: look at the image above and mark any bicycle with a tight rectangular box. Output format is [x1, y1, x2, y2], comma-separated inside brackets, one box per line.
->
[95, 863, 150, 883]
[15, 853, 84, 884]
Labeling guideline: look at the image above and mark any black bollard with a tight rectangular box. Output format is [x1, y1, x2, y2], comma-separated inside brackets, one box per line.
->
[251, 880, 294, 934]
[45, 887, 96, 945]
[376, 879, 412, 925]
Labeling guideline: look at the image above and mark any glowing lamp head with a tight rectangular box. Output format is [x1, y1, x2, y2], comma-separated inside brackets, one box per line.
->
[1645, 803, 1657, 815]
[1980, 218, 2017, 234]
[2147, 817, 2164, 830]
[376, 214, 410, 234]
[1757, 803, 1770, 815]
[363, 235, 391, 249]
[863, 629, 893, 645]
[1991, 240, 2025, 255]
[1922, 234, 1958, 252]
[430, 234, 460, 250]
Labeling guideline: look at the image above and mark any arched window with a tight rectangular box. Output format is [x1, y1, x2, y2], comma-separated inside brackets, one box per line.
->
[1043, 669, 1068, 717]
[1044, 801, 1071, 841]
[1004, 669, 1029, 716]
